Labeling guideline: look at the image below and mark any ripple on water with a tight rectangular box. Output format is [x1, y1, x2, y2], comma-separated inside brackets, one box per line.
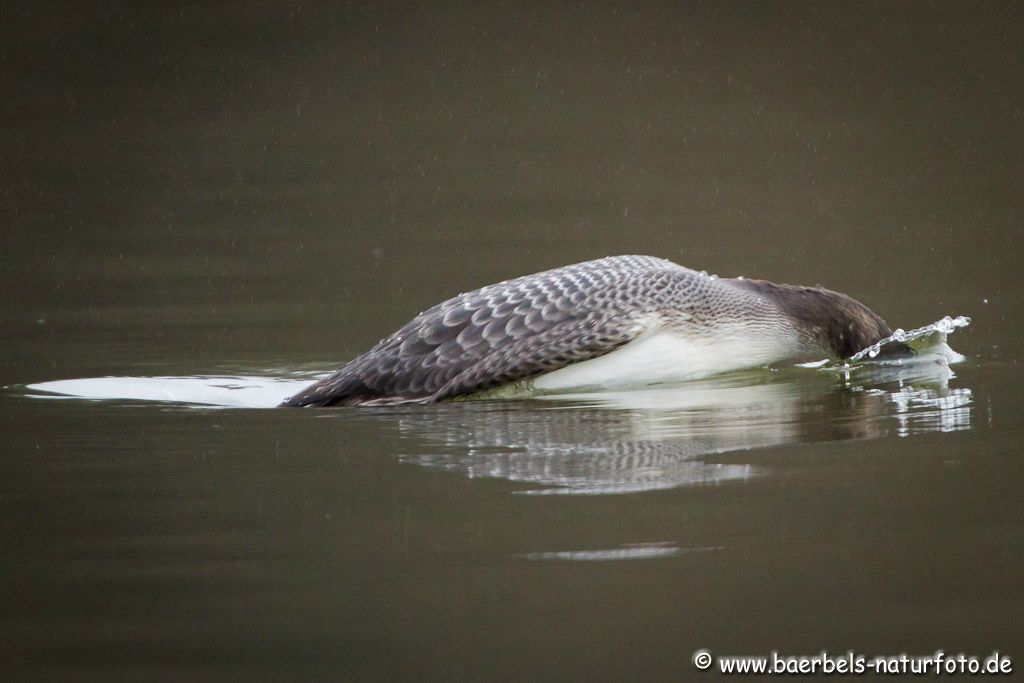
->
[12, 316, 972, 495]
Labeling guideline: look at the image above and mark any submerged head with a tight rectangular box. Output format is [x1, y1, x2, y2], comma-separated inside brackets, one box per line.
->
[735, 279, 913, 360]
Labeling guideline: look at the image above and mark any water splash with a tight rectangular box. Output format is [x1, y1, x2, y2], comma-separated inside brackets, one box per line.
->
[849, 315, 970, 363]
[21, 374, 317, 409]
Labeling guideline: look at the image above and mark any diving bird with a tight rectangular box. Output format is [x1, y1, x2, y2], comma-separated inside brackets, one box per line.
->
[281, 255, 908, 407]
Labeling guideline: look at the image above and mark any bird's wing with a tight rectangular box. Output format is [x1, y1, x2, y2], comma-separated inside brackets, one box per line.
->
[282, 256, 693, 406]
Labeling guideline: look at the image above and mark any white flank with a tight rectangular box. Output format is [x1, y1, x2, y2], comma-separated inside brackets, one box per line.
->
[532, 327, 791, 392]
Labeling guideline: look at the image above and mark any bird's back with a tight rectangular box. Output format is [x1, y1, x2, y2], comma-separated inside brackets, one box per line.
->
[281, 255, 743, 406]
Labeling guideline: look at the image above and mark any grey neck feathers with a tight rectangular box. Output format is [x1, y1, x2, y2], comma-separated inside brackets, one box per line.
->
[730, 279, 893, 359]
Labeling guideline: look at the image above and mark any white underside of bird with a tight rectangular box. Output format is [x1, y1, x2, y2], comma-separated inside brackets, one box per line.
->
[530, 325, 793, 392]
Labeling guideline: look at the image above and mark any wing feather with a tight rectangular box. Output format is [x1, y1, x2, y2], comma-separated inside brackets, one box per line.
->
[281, 256, 695, 406]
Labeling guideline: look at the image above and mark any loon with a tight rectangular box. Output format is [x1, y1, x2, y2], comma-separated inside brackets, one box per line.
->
[281, 255, 910, 407]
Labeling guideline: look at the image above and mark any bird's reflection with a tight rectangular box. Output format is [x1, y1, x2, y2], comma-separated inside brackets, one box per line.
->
[383, 360, 972, 495]
[22, 334, 973, 495]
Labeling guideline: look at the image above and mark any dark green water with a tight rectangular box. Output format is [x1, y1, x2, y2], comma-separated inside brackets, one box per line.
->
[2, 3, 1023, 679]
